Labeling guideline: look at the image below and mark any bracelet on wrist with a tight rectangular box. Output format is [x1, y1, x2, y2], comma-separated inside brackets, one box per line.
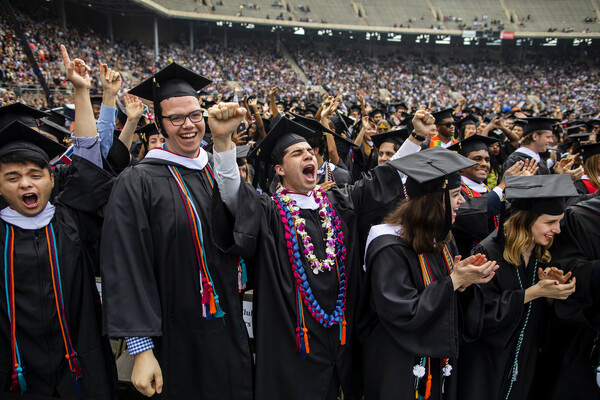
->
[411, 130, 426, 142]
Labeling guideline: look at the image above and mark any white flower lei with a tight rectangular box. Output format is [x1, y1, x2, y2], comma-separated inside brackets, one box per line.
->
[277, 184, 337, 274]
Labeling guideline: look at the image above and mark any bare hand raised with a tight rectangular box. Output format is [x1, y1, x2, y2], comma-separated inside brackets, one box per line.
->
[60, 45, 91, 90]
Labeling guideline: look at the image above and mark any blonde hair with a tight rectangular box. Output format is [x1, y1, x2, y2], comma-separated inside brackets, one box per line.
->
[503, 210, 552, 266]
[584, 154, 600, 192]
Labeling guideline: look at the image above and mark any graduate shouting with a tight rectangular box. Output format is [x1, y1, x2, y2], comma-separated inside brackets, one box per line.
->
[0, 45, 117, 399]
[214, 110, 436, 399]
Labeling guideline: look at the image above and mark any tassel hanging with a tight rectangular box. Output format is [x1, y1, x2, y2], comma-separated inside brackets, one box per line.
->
[213, 295, 226, 318]
[299, 330, 307, 358]
[209, 289, 217, 315]
[70, 370, 83, 395]
[302, 327, 310, 355]
[340, 319, 347, 346]
[425, 374, 432, 399]
[295, 328, 301, 353]
[69, 353, 83, 378]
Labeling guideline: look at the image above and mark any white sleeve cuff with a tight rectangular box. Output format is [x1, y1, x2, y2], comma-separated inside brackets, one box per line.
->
[492, 186, 504, 200]
[213, 142, 241, 214]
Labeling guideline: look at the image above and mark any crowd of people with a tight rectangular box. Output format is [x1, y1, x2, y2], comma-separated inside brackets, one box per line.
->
[1, 3, 600, 119]
[1, 3, 600, 400]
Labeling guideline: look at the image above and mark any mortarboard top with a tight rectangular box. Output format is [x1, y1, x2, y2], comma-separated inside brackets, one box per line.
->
[0, 103, 49, 130]
[567, 131, 592, 142]
[236, 144, 251, 166]
[456, 114, 480, 130]
[248, 116, 318, 163]
[448, 134, 499, 157]
[289, 112, 334, 135]
[522, 117, 559, 136]
[137, 123, 160, 143]
[552, 123, 564, 136]
[334, 111, 355, 134]
[565, 124, 586, 134]
[505, 175, 577, 216]
[432, 107, 455, 124]
[586, 118, 600, 127]
[46, 108, 72, 128]
[370, 127, 410, 149]
[469, 106, 485, 116]
[0, 121, 66, 161]
[388, 146, 476, 198]
[90, 95, 103, 106]
[392, 102, 408, 111]
[128, 62, 212, 103]
[39, 118, 71, 144]
[349, 104, 362, 113]
[581, 142, 600, 163]
[513, 119, 527, 128]
[368, 108, 384, 119]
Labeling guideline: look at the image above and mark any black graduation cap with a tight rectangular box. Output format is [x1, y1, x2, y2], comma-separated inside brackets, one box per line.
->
[236, 144, 251, 166]
[456, 114, 480, 131]
[469, 106, 485, 116]
[448, 134, 499, 157]
[392, 102, 408, 111]
[388, 147, 476, 241]
[349, 104, 362, 114]
[505, 175, 578, 216]
[90, 95, 103, 106]
[39, 118, 71, 145]
[568, 131, 592, 142]
[248, 116, 317, 163]
[565, 123, 587, 135]
[552, 123, 564, 137]
[0, 103, 49, 130]
[0, 121, 66, 161]
[137, 123, 160, 144]
[303, 102, 320, 116]
[289, 112, 333, 135]
[129, 62, 212, 103]
[331, 111, 355, 135]
[586, 118, 600, 128]
[432, 107, 455, 124]
[522, 117, 559, 136]
[388, 147, 476, 198]
[513, 119, 527, 128]
[369, 108, 384, 119]
[128, 63, 211, 139]
[581, 142, 600, 163]
[46, 107, 73, 127]
[370, 127, 410, 149]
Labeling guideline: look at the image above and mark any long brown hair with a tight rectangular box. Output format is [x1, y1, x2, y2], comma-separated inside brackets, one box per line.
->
[584, 154, 600, 192]
[383, 191, 451, 254]
[503, 210, 552, 266]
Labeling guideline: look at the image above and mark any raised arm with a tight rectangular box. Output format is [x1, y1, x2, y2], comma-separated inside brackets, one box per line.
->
[119, 93, 144, 151]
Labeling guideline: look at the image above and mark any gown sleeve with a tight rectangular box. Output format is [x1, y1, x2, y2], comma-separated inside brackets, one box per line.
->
[369, 244, 461, 358]
[100, 167, 162, 337]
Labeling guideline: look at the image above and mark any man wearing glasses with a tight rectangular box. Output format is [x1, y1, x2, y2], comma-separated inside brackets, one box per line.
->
[425, 107, 458, 149]
[101, 63, 254, 399]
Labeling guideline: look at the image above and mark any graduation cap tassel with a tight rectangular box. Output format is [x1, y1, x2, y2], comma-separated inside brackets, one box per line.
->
[213, 294, 226, 318]
[16, 367, 27, 393]
[295, 328, 301, 353]
[70, 369, 83, 395]
[70, 353, 83, 378]
[340, 318, 347, 346]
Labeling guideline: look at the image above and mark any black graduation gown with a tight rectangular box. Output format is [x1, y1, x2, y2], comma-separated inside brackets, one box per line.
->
[452, 183, 501, 257]
[457, 233, 547, 400]
[100, 158, 256, 400]
[534, 198, 600, 400]
[0, 156, 117, 399]
[350, 144, 378, 182]
[362, 233, 484, 400]
[247, 164, 405, 400]
[501, 150, 550, 179]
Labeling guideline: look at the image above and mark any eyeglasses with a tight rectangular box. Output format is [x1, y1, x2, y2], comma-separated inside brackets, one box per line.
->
[162, 110, 204, 126]
[436, 122, 455, 128]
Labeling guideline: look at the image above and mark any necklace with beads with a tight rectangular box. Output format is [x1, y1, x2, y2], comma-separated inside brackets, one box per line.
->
[272, 184, 348, 357]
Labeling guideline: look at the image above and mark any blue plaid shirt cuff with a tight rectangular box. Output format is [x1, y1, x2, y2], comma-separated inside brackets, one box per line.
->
[125, 337, 154, 355]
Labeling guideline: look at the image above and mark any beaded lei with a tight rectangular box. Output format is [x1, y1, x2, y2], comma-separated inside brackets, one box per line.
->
[504, 259, 537, 400]
[272, 184, 348, 357]
[4, 223, 83, 394]
[412, 244, 454, 400]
